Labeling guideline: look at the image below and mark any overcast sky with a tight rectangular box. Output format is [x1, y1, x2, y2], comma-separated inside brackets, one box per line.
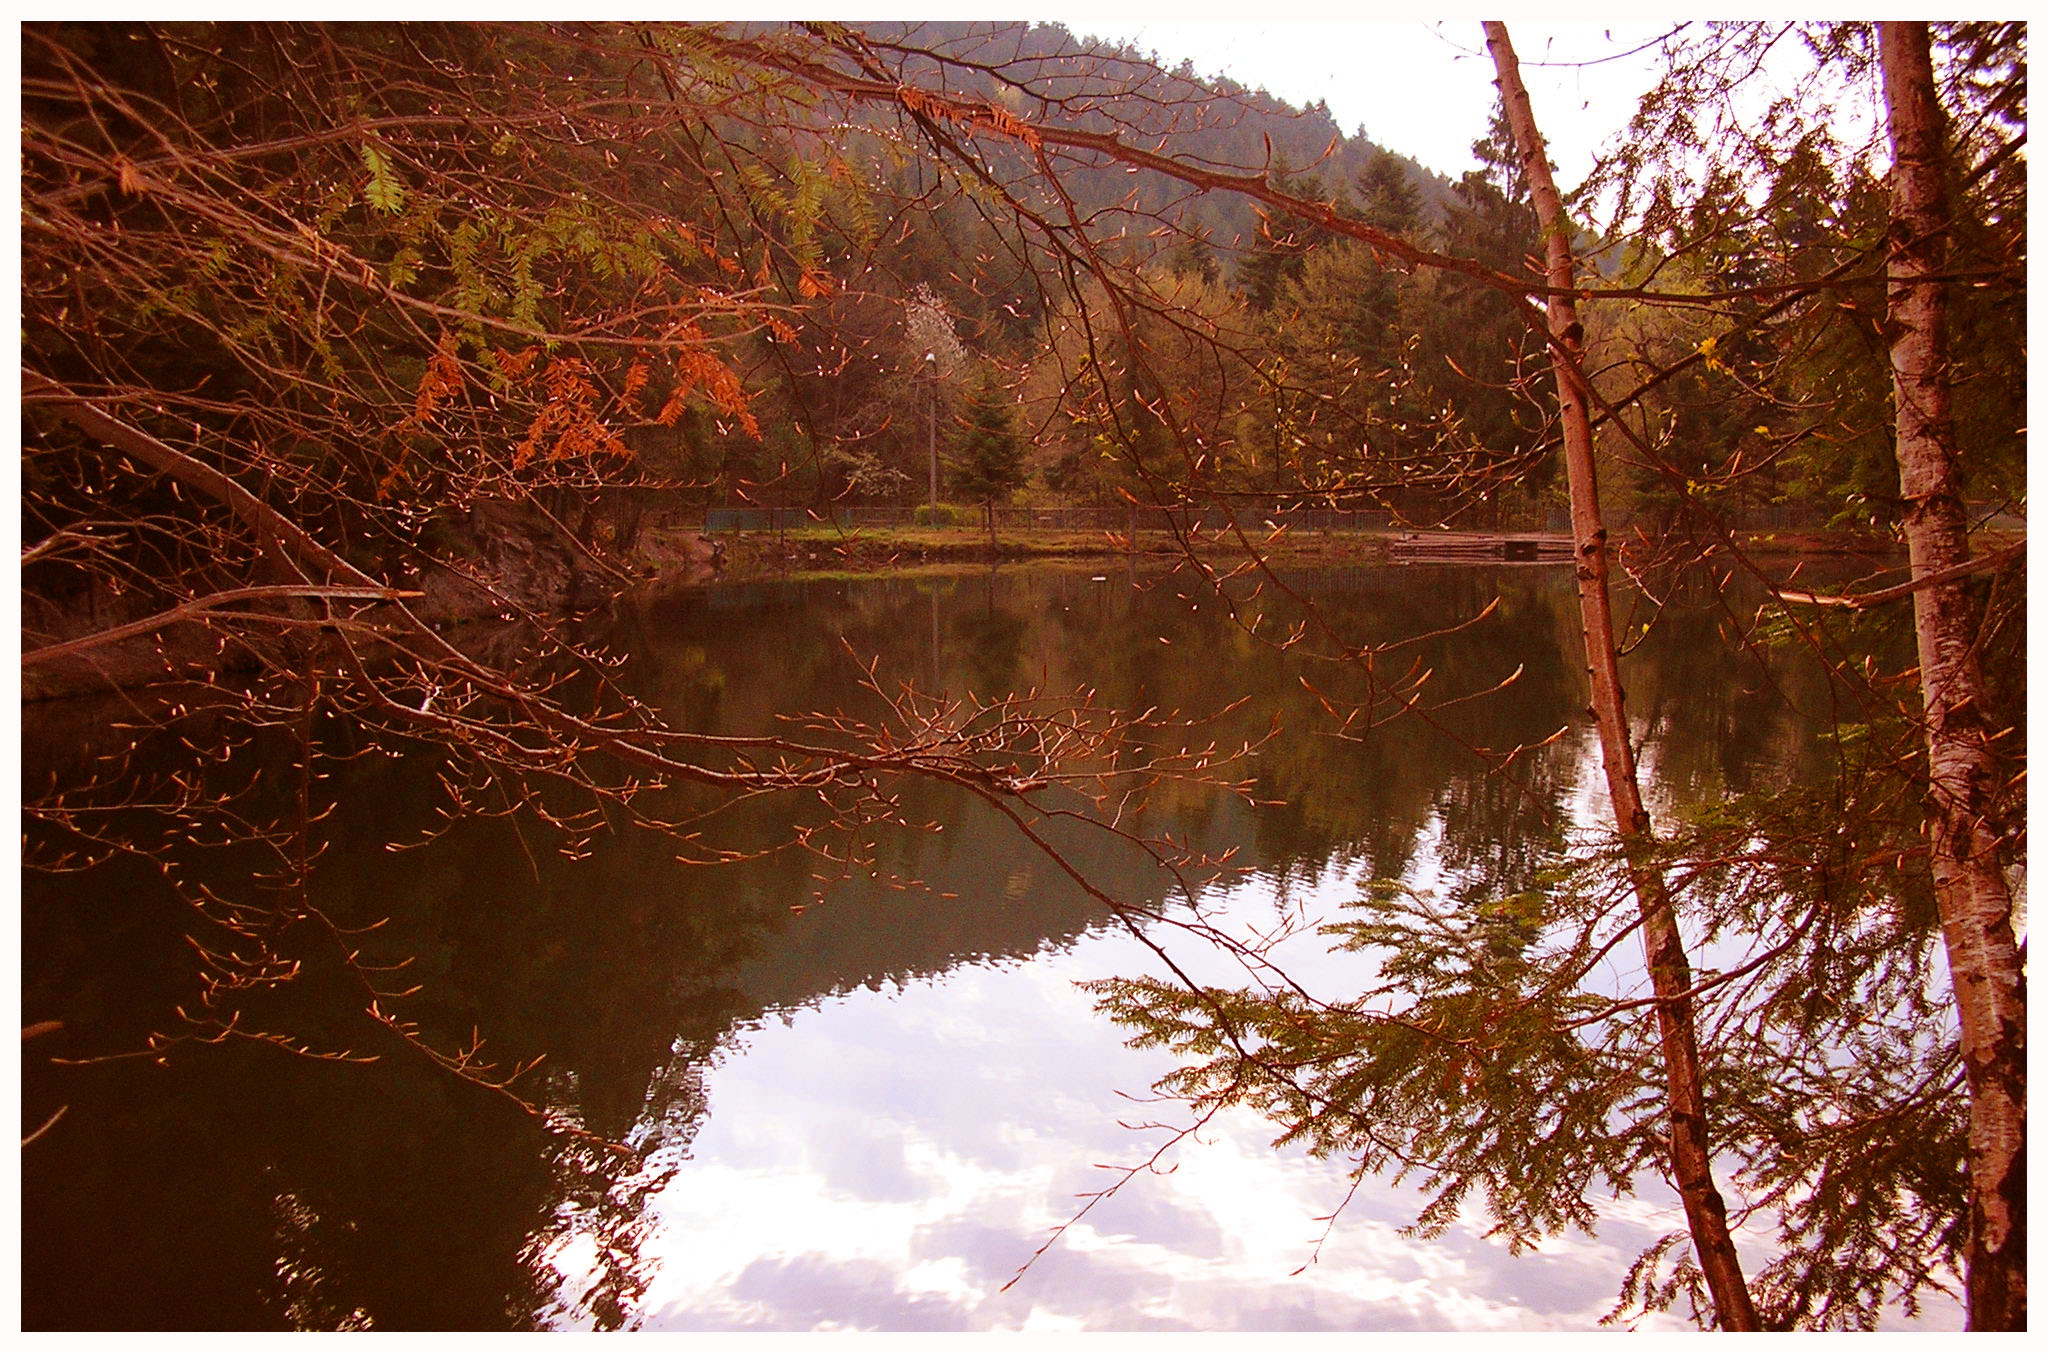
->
[1036, 16, 1684, 188]
[218, 8, 1852, 195]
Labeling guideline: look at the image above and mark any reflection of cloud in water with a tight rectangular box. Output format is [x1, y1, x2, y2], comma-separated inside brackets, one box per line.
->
[731, 1254, 978, 1331]
[531, 895, 1711, 1332]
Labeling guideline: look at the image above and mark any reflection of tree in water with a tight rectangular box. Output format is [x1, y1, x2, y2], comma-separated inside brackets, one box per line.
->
[949, 575, 1031, 699]
[1084, 573, 1966, 1330]
[522, 1051, 711, 1330]
[1225, 568, 1585, 891]
[1622, 577, 1845, 804]
[21, 1009, 565, 1329]
[23, 565, 1835, 1328]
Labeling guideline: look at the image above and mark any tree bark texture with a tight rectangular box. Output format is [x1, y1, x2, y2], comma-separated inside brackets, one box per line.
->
[1878, 22, 2027, 1331]
[1482, 22, 1763, 1332]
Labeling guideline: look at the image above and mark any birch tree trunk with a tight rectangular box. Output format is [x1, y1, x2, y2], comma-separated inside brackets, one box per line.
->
[1482, 22, 1762, 1332]
[1878, 22, 2027, 1331]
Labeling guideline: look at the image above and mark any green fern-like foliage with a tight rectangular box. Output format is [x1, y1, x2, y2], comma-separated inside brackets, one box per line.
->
[1091, 744, 1975, 1330]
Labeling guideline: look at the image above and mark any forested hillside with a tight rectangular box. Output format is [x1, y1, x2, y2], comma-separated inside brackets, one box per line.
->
[27, 19, 2023, 586]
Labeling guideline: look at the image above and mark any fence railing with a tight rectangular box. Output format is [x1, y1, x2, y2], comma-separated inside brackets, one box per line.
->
[701, 504, 1408, 533]
[695, 500, 1894, 535]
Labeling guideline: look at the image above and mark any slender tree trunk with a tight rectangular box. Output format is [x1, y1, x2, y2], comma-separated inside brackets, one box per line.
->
[1482, 23, 1762, 1332]
[1878, 23, 2027, 1330]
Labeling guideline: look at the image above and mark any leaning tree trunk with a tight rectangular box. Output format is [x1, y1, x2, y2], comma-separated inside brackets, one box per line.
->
[1878, 22, 2027, 1331]
[1483, 23, 1762, 1332]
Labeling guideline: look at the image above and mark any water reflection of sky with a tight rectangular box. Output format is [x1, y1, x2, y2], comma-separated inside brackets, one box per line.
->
[525, 719, 1966, 1333]
[542, 846, 1711, 1332]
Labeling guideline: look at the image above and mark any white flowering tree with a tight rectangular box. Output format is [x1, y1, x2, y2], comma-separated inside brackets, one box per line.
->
[903, 283, 970, 514]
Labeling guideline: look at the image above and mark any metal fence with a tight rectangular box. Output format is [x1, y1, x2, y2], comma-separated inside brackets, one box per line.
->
[701, 504, 1407, 533]
[695, 499, 1921, 535]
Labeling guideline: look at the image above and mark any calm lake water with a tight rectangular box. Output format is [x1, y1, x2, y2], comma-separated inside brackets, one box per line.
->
[20, 561, 1954, 1331]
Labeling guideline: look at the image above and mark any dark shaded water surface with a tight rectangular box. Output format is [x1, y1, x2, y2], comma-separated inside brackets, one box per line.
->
[21, 563, 1900, 1331]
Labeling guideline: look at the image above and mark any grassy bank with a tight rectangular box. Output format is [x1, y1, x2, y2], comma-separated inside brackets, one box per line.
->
[706, 522, 1919, 583]
[712, 524, 1401, 579]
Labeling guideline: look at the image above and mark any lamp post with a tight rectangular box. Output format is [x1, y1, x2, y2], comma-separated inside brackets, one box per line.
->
[924, 350, 938, 519]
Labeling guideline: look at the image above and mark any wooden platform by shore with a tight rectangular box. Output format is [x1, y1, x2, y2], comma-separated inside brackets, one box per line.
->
[1386, 532, 1577, 563]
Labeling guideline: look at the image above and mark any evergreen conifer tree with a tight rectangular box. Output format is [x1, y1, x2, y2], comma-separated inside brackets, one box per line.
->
[951, 372, 1029, 543]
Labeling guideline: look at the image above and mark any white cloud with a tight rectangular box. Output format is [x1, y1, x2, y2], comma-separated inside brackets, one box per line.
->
[533, 908, 1730, 1331]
